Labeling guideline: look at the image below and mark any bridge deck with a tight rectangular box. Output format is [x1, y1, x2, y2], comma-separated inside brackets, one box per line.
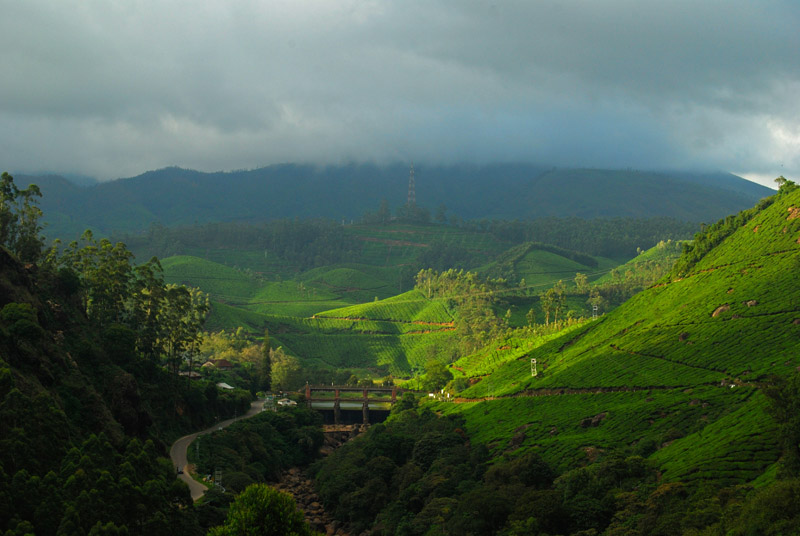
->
[308, 397, 394, 403]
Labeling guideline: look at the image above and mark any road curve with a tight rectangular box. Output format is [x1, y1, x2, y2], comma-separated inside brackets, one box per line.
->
[170, 398, 266, 501]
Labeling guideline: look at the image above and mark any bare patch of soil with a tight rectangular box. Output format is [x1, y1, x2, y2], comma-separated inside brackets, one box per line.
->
[583, 446, 603, 463]
[711, 304, 730, 317]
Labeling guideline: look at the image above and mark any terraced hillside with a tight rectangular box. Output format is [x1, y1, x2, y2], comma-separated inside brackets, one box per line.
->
[157, 223, 623, 379]
[437, 184, 800, 485]
[479, 242, 614, 287]
[261, 291, 458, 375]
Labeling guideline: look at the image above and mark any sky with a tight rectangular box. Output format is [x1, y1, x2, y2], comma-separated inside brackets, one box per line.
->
[1, 0, 799, 187]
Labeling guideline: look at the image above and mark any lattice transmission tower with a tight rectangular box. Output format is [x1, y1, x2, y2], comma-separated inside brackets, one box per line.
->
[407, 163, 416, 207]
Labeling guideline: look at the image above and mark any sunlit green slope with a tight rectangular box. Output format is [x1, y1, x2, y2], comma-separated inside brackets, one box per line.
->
[316, 289, 455, 324]
[464, 187, 800, 395]
[478, 242, 609, 287]
[161, 256, 352, 322]
[161, 255, 263, 298]
[437, 185, 800, 484]
[262, 291, 459, 375]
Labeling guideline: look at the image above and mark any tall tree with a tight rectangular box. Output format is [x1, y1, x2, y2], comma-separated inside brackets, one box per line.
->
[159, 285, 209, 376]
[552, 280, 567, 323]
[540, 290, 554, 325]
[260, 328, 272, 391]
[377, 199, 391, 225]
[435, 203, 447, 224]
[270, 347, 302, 392]
[574, 272, 589, 294]
[0, 172, 44, 262]
[129, 257, 167, 360]
[526, 307, 536, 327]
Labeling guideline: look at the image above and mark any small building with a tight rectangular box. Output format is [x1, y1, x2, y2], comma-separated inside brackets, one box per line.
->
[211, 359, 234, 371]
[178, 371, 202, 380]
[216, 382, 235, 390]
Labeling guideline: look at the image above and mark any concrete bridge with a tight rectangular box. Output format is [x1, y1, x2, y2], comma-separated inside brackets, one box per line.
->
[304, 384, 422, 424]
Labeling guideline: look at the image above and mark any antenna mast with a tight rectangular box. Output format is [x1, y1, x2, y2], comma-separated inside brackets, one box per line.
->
[407, 163, 416, 207]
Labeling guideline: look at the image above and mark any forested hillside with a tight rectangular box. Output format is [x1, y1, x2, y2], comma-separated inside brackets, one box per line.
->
[27, 164, 768, 240]
[0, 173, 265, 534]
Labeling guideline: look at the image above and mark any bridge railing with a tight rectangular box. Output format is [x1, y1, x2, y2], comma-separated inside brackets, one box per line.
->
[302, 384, 427, 425]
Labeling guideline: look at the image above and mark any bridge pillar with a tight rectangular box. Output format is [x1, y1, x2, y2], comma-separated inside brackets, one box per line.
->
[334, 399, 341, 425]
[391, 386, 397, 404]
[305, 383, 312, 408]
[362, 400, 369, 425]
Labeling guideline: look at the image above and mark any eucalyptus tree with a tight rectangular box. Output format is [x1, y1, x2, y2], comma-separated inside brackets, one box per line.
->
[60, 231, 135, 326]
[159, 285, 209, 376]
[128, 257, 167, 360]
[0, 172, 44, 262]
[58, 230, 209, 369]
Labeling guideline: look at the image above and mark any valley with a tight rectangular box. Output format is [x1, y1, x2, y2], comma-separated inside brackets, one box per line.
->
[6, 3, 800, 533]
[1, 169, 798, 535]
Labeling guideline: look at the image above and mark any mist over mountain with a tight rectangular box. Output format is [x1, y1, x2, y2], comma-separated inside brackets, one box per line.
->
[25, 164, 771, 241]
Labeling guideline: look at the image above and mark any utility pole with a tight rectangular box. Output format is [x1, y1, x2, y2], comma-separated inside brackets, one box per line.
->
[593, 304, 598, 320]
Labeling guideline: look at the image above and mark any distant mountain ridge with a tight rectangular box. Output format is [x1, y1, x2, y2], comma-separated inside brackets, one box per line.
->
[21, 163, 772, 240]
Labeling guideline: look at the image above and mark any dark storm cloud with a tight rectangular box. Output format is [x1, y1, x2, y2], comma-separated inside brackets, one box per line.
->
[1, 0, 798, 185]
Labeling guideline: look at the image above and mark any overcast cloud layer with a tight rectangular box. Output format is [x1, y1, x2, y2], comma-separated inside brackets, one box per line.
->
[2, 0, 799, 186]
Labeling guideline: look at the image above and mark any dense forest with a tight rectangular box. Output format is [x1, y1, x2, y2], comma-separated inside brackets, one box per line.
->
[0, 173, 309, 534]
[111, 215, 696, 276]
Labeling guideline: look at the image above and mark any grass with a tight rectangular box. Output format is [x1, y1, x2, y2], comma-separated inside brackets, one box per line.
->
[429, 187, 800, 486]
[435, 385, 769, 480]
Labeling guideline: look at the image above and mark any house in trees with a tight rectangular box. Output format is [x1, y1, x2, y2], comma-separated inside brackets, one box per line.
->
[207, 359, 234, 371]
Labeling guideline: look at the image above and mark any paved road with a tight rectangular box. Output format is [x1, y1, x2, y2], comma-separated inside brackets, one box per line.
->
[170, 398, 267, 501]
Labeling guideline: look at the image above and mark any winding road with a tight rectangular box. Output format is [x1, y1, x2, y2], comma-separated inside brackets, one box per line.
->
[170, 398, 266, 501]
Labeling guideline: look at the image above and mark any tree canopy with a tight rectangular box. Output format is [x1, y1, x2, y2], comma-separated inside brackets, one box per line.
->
[208, 483, 316, 536]
[0, 172, 44, 262]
